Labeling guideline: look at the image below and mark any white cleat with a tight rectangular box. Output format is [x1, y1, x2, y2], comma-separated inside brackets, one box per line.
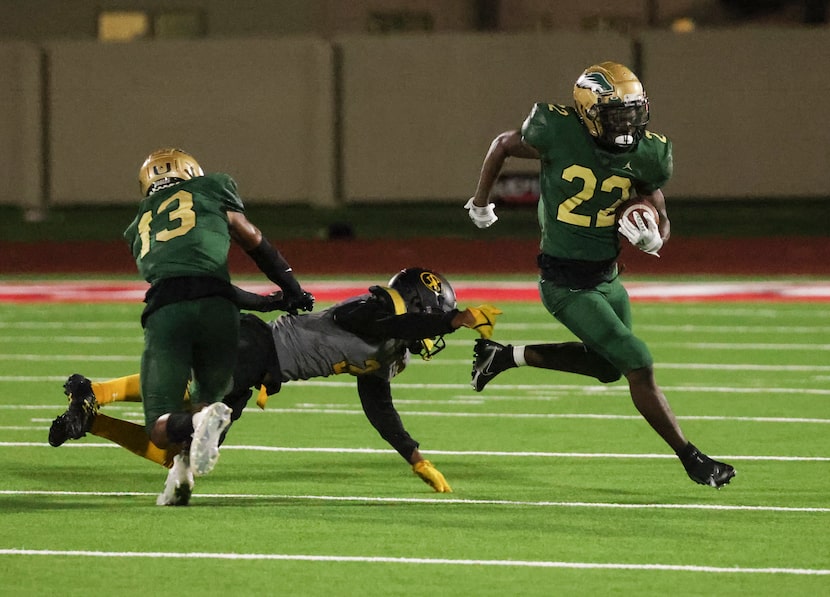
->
[156, 453, 194, 506]
[189, 402, 232, 477]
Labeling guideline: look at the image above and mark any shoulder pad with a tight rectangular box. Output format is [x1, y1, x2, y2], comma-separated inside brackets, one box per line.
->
[522, 103, 574, 150]
[368, 285, 407, 315]
[206, 172, 243, 211]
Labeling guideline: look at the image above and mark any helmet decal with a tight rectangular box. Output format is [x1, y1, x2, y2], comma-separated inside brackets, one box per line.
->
[575, 72, 614, 95]
[419, 271, 443, 294]
[152, 162, 174, 176]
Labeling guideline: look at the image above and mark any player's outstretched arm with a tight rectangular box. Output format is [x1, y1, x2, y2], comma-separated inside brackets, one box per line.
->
[411, 451, 452, 493]
[228, 212, 314, 312]
[356, 375, 453, 491]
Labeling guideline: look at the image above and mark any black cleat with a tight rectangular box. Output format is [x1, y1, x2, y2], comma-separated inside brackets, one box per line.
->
[471, 339, 516, 392]
[48, 374, 99, 447]
[678, 443, 736, 488]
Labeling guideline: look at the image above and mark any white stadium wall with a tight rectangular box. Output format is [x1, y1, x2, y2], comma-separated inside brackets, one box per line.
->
[44, 38, 336, 206]
[641, 27, 830, 198]
[336, 32, 632, 202]
[0, 42, 42, 209]
[0, 28, 827, 208]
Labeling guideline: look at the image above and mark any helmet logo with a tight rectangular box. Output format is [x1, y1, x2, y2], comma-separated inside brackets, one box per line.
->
[419, 271, 442, 294]
[576, 72, 614, 95]
[152, 162, 173, 176]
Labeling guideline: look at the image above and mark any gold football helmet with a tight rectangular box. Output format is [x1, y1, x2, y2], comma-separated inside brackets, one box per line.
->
[573, 62, 649, 150]
[138, 147, 204, 196]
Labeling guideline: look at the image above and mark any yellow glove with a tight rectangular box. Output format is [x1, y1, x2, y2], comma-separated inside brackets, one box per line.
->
[412, 460, 452, 493]
[463, 304, 503, 339]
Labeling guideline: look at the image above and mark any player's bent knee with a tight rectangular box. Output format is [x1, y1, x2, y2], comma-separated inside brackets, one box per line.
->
[624, 365, 656, 386]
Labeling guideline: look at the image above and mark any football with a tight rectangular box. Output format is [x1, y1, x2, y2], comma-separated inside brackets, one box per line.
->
[617, 199, 659, 227]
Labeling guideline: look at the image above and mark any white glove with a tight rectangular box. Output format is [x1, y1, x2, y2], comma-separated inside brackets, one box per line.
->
[618, 210, 662, 256]
[464, 197, 498, 228]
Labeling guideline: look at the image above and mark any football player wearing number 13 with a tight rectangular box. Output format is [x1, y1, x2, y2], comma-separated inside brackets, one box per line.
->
[465, 62, 735, 488]
[123, 148, 315, 485]
[51, 268, 502, 505]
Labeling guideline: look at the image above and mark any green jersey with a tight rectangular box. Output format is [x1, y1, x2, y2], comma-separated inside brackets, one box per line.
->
[124, 173, 245, 284]
[521, 103, 672, 262]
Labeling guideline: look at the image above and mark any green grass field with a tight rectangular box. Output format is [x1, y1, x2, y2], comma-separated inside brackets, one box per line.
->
[2, 284, 829, 596]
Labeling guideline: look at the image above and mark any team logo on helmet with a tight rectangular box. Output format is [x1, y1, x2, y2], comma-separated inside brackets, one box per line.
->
[152, 162, 174, 176]
[576, 72, 614, 95]
[419, 271, 443, 294]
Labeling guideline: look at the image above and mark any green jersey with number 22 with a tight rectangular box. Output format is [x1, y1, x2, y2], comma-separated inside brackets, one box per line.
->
[521, 103, 672, 262]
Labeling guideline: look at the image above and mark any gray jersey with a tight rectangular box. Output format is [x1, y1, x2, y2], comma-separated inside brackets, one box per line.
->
[269, 299, 411, 383]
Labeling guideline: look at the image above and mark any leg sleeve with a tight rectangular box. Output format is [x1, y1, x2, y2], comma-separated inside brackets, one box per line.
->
[90, 413, 178, 467]
[92, 374, 142, 405]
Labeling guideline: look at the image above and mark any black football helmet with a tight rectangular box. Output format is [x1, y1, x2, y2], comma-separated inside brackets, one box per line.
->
[388, 267, 457, 359]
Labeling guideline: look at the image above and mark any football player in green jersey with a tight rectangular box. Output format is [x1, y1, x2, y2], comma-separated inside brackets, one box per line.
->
[122, 147, 315, 486]
[465, 62, 735, 489]
[49, 269, 502, 505]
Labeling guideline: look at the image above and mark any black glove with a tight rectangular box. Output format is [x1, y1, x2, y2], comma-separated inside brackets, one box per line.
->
[259, 291, 288, 312]
[232, 286, 288, 313]
[283, 290, 315, 314]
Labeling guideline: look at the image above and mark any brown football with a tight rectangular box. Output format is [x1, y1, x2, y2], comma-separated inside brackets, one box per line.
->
[617, 199, 659, 227]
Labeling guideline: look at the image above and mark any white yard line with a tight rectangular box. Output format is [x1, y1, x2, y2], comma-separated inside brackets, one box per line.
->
[5, 404, 830, 425]
[0, 547, 827, 576]
[2, 442, 827, 462]
[0, 489, 828, 514]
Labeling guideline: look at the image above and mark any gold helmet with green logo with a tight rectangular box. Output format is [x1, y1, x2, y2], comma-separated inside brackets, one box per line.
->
[573, 62, 649, 150]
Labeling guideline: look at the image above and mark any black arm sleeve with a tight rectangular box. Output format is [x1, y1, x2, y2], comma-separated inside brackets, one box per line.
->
[230, 285, 279, 312]
[245, 237, 303, 297]
[356, 375, 419, 462]
[333, 293, 458, 341]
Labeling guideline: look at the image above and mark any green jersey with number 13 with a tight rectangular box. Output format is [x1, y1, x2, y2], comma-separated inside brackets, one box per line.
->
[124, 173, 245, 284]
[521, 103, 672, 262]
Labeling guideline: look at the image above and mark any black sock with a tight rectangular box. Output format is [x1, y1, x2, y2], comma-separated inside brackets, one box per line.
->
[676, 442, 698, 461]
[166, 412, 194, 444]
[532, 343, 621, 383]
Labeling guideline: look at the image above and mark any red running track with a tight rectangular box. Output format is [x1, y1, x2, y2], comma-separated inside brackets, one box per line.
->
[1, 237, 829, 276]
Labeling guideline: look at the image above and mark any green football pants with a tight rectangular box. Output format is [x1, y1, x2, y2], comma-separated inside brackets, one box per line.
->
[538, 276, 653, 375]
[140, 296, 239, 428]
